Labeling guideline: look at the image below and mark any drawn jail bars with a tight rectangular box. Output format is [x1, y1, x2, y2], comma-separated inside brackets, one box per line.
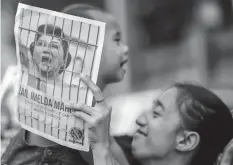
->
[17, 7, 100, 144]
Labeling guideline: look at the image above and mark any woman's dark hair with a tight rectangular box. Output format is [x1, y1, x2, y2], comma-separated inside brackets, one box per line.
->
[173, 83, 233, 165]
[30, 24, 71, 73]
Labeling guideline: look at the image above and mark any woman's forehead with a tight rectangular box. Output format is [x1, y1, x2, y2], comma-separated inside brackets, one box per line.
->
[38, 35, 60, 42]
[154, 88, 179, 107]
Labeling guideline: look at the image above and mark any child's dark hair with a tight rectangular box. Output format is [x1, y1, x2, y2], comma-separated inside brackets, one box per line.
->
[173, 83, 233, 165]
[62, 4, 104, 21]
[30, 24, 71, 73]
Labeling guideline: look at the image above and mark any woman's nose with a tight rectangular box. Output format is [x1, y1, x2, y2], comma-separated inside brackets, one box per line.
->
[42, 48, 50, 54]
[42, 43, 50, 52]
[136, 112, 147, 127]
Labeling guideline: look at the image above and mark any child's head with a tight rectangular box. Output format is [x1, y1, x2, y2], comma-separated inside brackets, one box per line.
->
[62, 4, 129, 85]
[30, 24, 71, 78]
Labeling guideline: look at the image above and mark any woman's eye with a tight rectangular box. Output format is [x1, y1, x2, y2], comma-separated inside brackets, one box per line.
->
[152, 111, 160, 118]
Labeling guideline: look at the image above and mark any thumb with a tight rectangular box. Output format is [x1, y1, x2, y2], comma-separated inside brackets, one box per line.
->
[105, 107, 112, 135]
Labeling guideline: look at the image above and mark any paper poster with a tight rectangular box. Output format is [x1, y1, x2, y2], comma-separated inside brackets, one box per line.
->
[14, 3, 105, 151]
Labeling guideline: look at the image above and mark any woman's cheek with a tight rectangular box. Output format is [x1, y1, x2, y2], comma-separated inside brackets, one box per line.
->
[34, 52, 41, 62]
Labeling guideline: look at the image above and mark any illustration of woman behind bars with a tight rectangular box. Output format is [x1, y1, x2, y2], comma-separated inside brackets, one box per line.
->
[19, 24, 85, 100]
[29, 24, 71, 80]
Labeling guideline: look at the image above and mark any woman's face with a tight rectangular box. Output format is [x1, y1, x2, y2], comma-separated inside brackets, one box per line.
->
[132, 88, 182, 160]
[33, 35, 65, 75]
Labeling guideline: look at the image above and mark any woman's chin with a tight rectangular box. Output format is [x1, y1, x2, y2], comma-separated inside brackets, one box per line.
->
[39, 65, 50, 72]
[40, 68, 58, 79]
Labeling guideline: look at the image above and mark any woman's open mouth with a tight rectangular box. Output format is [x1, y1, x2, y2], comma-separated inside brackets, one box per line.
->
[41, 55, 51, 63]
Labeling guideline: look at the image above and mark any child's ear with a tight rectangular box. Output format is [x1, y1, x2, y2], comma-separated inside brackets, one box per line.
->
[176, 130, 200, 152]
[30, 42, 35, 56]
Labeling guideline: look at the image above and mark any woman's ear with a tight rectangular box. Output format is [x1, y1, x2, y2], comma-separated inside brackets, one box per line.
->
[176, 130, 200, 153]
[30, 42, 35, 56]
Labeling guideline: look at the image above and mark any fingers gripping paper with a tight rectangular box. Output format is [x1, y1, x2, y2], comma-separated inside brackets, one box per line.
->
[14, 3, 105, 151]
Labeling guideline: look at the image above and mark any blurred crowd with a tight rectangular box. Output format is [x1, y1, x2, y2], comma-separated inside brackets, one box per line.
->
[1, 0, 233, 155]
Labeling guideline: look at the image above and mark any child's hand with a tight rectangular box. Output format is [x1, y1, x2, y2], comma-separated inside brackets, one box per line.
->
[69, 74, 112, 151]
[216, 139, 233, 165]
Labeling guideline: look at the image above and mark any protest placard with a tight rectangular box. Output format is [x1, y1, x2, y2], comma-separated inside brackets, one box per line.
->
[14, 3, 106, 151]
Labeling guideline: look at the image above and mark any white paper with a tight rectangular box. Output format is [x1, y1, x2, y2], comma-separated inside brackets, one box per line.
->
[14, 3, 106, 151]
